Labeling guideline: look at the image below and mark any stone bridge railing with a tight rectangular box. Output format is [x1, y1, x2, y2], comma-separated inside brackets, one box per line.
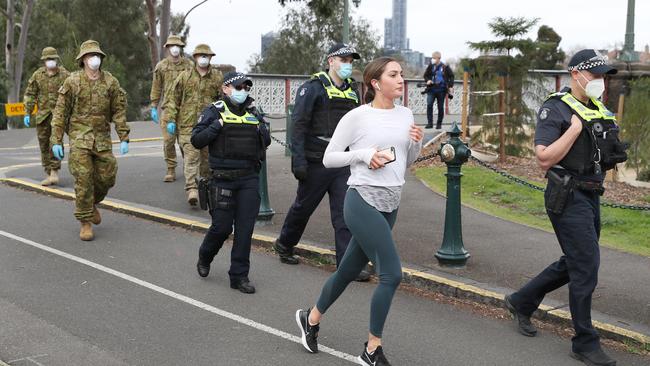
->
[248, 71, 570, 117]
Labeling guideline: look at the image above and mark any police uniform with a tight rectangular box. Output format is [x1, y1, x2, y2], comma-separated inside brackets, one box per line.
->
[507, 50, 626, 365]
[190, 72, 270, 294]
[274, 44, 361, 267]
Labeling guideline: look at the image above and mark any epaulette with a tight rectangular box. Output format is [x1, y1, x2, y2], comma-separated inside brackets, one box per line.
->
[211, 100, 225, 111]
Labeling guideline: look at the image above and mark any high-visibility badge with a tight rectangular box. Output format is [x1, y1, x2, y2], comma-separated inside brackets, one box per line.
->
[4, 103, 37, 116]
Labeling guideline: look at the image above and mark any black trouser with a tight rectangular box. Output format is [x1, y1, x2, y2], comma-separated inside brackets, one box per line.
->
[509, 184, 601, 352]
[426, 90, 446, 128]
[198, 174, 260, 283]
[279, 161, 351, 266]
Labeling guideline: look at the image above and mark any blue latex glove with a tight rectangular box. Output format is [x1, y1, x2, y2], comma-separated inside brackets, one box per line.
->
[167, 121, 176, 135]
[120, 141, 129, 155]
[23, 116, 30, 127]
[52, 144, 64, 160]
[151, 107, 159, 124]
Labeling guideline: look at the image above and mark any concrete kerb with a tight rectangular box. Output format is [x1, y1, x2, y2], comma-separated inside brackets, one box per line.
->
[1, 177, 649, 350]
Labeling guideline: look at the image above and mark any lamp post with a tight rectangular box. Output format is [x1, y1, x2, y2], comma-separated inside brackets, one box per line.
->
[342, 0, 361, 44]
[620, 0, 638, 62]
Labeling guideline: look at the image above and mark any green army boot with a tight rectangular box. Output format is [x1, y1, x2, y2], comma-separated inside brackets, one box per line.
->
[163, 168, 175, 182]
[79, 222, 94, 241]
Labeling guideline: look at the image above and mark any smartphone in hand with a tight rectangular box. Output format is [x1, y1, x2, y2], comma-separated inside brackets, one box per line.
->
[378, 146, 396, 164]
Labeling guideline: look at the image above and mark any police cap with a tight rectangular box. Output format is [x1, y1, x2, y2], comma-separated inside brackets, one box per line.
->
[326, 43, 360, 60]
[223, 71, 253, 87]
[568, 49, 617, 75]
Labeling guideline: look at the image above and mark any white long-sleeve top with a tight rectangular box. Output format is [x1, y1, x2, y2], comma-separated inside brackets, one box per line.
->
[323, 104, 422, 188]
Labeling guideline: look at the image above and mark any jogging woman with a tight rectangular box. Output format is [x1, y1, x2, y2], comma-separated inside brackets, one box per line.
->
[295, 56, 423, 366]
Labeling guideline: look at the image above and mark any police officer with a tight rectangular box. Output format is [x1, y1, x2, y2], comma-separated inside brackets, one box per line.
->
[23, 47, 70, 186]
[505, 49, 626, 366]
[273, 43, 370, 281]
[191, 71, 270, 294]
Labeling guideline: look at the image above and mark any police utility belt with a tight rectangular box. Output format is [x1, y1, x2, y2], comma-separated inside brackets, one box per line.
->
[544, 169, 604, 215]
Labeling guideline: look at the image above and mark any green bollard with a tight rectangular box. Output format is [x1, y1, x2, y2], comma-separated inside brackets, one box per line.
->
[435, 122, 471, 267]
[257, 158, 275, 222]
[257, 110, 275, 222]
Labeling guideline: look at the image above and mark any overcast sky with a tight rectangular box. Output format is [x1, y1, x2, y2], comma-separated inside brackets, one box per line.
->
[171, 0, 650, 71]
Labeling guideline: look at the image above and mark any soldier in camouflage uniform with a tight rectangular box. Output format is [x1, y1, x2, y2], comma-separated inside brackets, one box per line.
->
[165, 43, 222, 206]
[149, 35, 194, 182]
[50, 40, 130, 241]
[23, 47, 70, 186]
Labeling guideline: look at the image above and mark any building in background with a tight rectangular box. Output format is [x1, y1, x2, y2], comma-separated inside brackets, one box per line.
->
[261, 31, 277, 59]
[383, 0, 407, 52]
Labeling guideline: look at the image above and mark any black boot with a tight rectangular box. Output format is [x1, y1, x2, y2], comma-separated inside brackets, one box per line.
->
[570, 348, 617, 366]
[196, 261, 210, 278]
[505, 295, 537, 337]
[230, 278, 256, 294]
[273, 239, 299, 265]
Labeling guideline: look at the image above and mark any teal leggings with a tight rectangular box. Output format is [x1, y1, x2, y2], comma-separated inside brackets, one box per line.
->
[316, 188, 402, 337]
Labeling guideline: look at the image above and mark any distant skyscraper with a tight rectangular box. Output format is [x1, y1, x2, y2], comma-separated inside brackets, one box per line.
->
[261, 32, 277, 59]
[384, 0, 407, 51]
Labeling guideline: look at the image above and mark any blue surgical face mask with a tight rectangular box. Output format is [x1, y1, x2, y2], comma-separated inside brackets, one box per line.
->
[230, 88, 249, 104]
[336, 62, 353, 79]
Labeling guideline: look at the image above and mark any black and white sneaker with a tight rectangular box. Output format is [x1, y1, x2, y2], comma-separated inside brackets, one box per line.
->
[358, 342, 392, 366]
[295, 308, 319, 353]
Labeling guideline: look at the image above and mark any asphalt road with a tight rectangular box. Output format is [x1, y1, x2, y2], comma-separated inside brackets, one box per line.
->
[1, 185, 648, 366]
[2, 122, 648, 335]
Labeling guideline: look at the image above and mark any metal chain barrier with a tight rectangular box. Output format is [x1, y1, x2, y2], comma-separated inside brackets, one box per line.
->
[469, 156, 650, 211]
[413, 152, 439, 164]
[270, 134, 290, 149]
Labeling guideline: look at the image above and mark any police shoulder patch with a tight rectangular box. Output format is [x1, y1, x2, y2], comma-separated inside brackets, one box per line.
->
[539, 108, 550, 120]
[299, 87, 307, 97]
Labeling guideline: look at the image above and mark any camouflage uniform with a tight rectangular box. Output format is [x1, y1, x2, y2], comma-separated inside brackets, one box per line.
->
[50, 41, 129, 223]
[23, 47, 70, 174]
[150, 35, 193, 170]
[165, 44, 222, 192]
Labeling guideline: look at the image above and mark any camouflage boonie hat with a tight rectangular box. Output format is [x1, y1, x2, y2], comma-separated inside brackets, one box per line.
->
[75, 40, 106, 61]
[164, 35, 185, 47]
[40, 47, 60, 60]
[192, 44, 215, 57]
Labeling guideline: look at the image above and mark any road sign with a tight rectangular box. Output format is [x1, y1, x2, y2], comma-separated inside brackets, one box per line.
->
[4, 103, 37, 117]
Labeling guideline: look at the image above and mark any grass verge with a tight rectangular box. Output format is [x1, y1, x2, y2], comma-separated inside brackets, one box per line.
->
[415, 166, 650, 257]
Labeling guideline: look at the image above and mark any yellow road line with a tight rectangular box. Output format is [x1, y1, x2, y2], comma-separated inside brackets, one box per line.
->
[1, 176, 648, 348]
[0, 137, 162, 151]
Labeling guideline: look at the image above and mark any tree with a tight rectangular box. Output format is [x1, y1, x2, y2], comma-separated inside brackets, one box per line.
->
[622, 78, 650, 176]
[2, 0, 36, 107]
[529, 25, 565, 70]
[467, 17, 540, 157]
[250, 2, 379, 75]
[144, 0, 204, 71]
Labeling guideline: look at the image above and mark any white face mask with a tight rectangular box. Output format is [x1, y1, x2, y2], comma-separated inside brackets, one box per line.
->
[87, 56, 101, 71]
[578, 71, 605, 99]
[169, 46, 180, 57]
[197, 56, 210, 68]
[45, 60, 57, 69]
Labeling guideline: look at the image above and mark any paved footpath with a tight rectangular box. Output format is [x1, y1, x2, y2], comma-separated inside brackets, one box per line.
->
[1, 185, 648, 365]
